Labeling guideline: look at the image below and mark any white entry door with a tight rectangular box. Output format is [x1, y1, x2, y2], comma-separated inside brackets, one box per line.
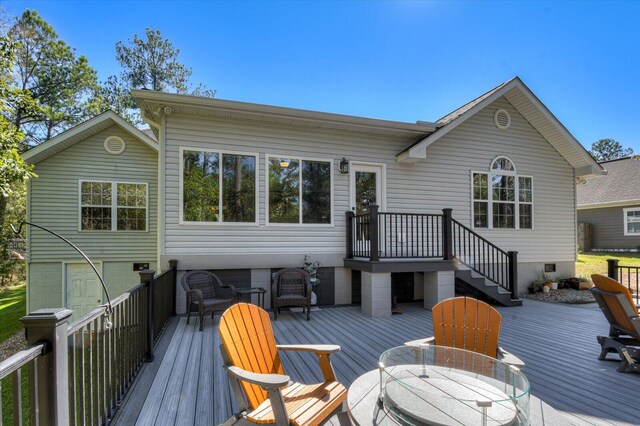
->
[350, 163, 385, 214]
[66, 262, 102, 320]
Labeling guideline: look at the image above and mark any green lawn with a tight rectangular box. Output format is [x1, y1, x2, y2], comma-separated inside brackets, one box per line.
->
[0, 283, 26, 344]
[576, 252, 640, 277]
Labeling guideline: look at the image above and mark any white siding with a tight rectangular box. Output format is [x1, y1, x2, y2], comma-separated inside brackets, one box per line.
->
[29, 125, 158, 262]
[162, 96, 576, 268]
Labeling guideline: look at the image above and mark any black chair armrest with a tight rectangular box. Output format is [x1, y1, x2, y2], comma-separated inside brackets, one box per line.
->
[188, 288, 204, 304]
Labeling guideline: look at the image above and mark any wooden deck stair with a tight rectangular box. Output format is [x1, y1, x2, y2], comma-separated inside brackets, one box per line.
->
[455, 267, 523, 307]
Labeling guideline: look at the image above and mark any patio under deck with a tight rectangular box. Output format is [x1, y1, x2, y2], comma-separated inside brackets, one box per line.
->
[113, 301, 638, 426]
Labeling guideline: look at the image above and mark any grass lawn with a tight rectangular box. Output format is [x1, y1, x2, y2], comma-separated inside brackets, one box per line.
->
[0, 282, 26, 344]
[576, 252, 640, 277]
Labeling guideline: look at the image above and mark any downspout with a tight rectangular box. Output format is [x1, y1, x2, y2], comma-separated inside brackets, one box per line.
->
[157, 110, 166, 273]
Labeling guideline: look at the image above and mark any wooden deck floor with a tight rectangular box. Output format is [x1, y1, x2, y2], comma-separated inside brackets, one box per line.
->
[113, 301, 639, 426]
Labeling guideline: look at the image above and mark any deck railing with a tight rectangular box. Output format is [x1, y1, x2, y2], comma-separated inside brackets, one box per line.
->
[346, 206, 517, 297]
[607, 258, 640, 305]
[0, 261, 177, 425]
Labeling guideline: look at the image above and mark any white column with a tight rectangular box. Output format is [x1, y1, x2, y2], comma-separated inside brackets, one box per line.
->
[361, 271, 391, 317]
[251, 269, 272, 309]
[423, 271, 455, 310]
[334, 267, 352, 305]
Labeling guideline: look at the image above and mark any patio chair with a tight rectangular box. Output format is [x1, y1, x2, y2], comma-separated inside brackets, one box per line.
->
[590, 274, 640, 373]
[218, 303, 347, 425]
[405, 296, 525, 367]
[181, 270, 237, 331]
[272, 268, 312, 321]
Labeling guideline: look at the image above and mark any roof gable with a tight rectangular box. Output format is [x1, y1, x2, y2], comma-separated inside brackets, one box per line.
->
[397, 77, 604, 178]
[577, 157, 640, 208]
[22, 110, 158, 164]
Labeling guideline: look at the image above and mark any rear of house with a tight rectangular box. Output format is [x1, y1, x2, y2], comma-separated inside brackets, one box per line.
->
[577, 157, 640, 251]
[133, 77, 602, 316]
[23, 111, 159, 319]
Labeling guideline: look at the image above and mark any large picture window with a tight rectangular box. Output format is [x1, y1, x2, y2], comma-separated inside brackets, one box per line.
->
[268, 156, 332, 224]
[182, 149, 256, 223]
[472, 157, 533, 230]
[623, 208, 640, 236]
[80, 181, 147, 231]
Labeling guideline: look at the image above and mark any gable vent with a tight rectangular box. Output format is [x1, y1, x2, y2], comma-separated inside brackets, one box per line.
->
[104, 136, 126, 155]
[494, 109, 511, 130]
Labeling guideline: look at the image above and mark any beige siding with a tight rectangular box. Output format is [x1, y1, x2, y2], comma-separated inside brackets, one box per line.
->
[578, 205, 640, 250]
[162, 97, 577, 268]
[28, 125, 158, 262]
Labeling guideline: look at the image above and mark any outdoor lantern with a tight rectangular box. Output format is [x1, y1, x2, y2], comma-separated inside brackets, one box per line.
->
[339, 157, 349, 174]
[279, 159, 290, 167]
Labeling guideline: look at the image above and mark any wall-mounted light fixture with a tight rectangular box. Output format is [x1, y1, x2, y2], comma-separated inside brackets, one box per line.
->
[279, 159, 290, 168]
[339, 158, 349, 174]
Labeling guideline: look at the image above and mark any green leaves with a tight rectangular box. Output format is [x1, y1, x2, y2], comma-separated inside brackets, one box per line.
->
[589, 138, 633, 162]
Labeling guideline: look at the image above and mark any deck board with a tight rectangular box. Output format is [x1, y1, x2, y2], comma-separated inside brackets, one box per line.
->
[115, 300, 639, 426]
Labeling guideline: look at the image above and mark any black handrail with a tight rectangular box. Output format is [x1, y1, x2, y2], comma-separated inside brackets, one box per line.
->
[607, 259, 640, 305]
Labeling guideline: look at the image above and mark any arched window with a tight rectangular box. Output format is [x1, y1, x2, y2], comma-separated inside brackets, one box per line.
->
[472, 157, 532, 229]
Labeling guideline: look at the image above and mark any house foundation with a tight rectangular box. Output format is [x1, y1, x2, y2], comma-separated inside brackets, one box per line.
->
[361, 271, 392, 317]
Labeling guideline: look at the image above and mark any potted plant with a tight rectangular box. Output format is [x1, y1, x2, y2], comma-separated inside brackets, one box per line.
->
[302, 255, 321, 305]
[528, 280, 542, 294]
[541, 273, 555, 291]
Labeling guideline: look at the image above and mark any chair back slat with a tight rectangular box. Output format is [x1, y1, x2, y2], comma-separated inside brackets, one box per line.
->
[219, 303, 284, 410]
[592, 275, 639, 315]
[432, 297, 501, 358]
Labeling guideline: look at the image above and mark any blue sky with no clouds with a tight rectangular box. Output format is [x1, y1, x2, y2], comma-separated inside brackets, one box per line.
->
[5, 0, 640, 153]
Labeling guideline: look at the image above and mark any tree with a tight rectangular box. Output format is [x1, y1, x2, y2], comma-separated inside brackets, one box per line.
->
[7, 10, 99, 147]
[590, 138, 633, 162]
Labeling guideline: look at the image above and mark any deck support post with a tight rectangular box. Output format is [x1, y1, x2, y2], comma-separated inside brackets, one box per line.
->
[442, 208, 453, 261]
[140, 270, 156, 362]
[508, 251, 518, 299]
[21, 308, 73, 426]
[369, 205, 379, 261]
[423, 271, 455, 310]
[361, 271, 391, 317]
[169, 259, 178, 316]
[346, 211, 355, 259]
[607, 259, 619, 281]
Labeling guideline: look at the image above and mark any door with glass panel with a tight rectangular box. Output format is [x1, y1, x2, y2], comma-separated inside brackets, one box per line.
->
[350, 164, 384, 255]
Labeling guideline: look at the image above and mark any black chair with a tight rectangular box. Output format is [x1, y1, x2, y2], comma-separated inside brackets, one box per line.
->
[181, 270, 237, 331]
[271, 268, 312, 320]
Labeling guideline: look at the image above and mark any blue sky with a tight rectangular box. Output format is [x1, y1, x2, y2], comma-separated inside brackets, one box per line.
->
[5, 0, 640, 153]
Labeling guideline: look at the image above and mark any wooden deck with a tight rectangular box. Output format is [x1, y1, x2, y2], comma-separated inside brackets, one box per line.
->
[113, 300, 639, 426]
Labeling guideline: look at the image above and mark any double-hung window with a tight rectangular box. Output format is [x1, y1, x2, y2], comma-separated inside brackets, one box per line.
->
[472, 157, 533, 229]
[80, 181, 148, 231]
[623, 208, 640, 236]
[267, 156, 332, 224]
[181, 149, 257, 223]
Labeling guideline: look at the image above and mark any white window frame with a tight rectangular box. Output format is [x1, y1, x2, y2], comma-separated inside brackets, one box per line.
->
[179, 146, 259, 226]
[265, 154, 334, 227]
[470, 156, 534, 230]
[78, 179, 149, 232]
[623, 207, 640, 236]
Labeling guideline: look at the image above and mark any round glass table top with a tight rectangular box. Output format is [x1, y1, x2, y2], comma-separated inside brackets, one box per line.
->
[378, 345, 531, 426]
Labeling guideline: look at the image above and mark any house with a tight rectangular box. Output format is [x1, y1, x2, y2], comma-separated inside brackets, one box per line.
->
[22, 111, 159, 319]
[577, 156, 640, 251]
[23, 77, 603, 317]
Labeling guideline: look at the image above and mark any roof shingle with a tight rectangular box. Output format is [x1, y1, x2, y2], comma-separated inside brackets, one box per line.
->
[577, 157, 640, 206]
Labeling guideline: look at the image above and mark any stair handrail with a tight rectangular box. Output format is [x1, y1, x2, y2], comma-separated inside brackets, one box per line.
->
[451, 218, 518, 298]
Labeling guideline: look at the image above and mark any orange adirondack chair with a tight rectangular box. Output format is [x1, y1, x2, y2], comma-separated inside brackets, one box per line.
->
[591, 274, 640, 373]
[218, 303, 347, 425]
[406, 296, 525, 367]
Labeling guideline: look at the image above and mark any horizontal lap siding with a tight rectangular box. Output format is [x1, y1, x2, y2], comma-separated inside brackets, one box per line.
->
[29, 125, 158, 262]
[578, 206, 640, 250]
[163, 96, 576, 265]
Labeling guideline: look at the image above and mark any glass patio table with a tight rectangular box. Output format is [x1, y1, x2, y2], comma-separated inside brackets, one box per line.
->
[349, 345, 532, 426]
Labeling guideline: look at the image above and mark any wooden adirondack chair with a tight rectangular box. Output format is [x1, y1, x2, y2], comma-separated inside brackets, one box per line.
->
[591, 274, 640, 373]
[218, 303, 347, 425]
[405, 296, 525, 367]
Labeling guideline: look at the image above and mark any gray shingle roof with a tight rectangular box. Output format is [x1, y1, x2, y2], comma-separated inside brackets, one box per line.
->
[436, 80, 510, 125]
[577, 157, 640, 206]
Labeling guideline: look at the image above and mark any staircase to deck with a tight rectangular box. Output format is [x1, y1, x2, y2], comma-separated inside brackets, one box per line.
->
[346, 207, 522, 307]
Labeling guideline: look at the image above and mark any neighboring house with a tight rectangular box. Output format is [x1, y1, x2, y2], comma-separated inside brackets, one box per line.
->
[577, 156, 640, 251]
[23, 111, 159, 319]
[24, 77, 604, 317]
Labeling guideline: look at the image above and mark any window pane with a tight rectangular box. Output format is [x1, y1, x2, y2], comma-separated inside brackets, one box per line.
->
[473, 173, 488, 200]
[117, 183, 147, 207]
[493, 203, 515, 228]
[519, 177, 532, 202]
[627, 210, 640, 222]
[492, 175, 515, 201]
[117, 208, 146, 231]
[82, 207, 112, 230]
[628, 222, 640, 234]
[183, 151, 219, 222]
[269, 158, 299, 223]
[302, 160, 331, 224]
[492, 157, 514, 171]
[355, 171, 377, 215]
[82, 182, 111, 206]
[222, 154, 256, 222]
[474, 201, 488, 228]
[519, 204, 532, 229]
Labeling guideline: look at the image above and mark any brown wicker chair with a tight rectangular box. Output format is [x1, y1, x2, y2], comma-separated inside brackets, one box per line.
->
[272, 268, 312, 321]
[181, 270, 237, 331]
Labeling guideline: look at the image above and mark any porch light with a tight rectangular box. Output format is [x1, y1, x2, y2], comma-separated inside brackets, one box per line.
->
[279, 159, 290, 168]
[339, 158, 349, 174]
